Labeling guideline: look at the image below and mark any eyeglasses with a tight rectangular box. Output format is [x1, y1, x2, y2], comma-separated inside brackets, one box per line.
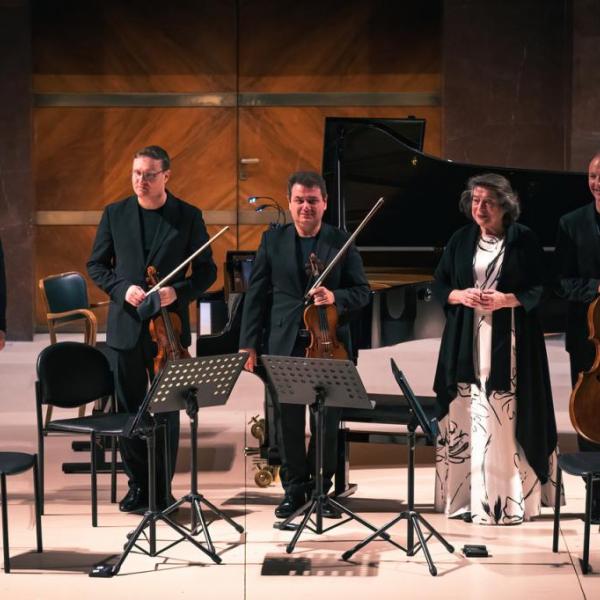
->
[132, 169, 165, 182]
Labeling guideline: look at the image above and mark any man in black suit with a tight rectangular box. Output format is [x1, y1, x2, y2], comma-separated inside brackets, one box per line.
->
[0, 238, 6, 351]
[87, 145, 216, 512]
[555, 151, 600, 520]
[239, 171, 370, 519]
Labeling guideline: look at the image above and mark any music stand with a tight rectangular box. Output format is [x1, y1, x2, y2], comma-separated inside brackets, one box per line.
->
[159, 354, 246, 548]
[261, 355, 388, 554]
[341, 358, 454, 576]
[90, 353, 246, 577]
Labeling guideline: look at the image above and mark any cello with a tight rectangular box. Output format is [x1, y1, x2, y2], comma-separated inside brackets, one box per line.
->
[570, 296, 600, 444]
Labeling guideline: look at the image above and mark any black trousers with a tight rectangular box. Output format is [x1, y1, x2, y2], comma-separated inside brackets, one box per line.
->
[113, 327, 179, 498]
[274, 338, 341, 499]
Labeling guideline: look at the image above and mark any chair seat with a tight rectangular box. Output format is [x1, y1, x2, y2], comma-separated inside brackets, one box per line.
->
[558, 452, 600, 477]
[46, 413, 133, 436]
[0, 452, 36, 476]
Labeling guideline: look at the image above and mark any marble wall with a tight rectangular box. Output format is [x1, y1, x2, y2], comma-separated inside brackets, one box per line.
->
[0, 0, 34, 340]
[443, 0, 570, 170]
[571, 0, 600, 170]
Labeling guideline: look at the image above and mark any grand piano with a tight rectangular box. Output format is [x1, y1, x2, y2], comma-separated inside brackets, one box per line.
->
[322, 116, 589, 345]
[201, 117, 590, 492]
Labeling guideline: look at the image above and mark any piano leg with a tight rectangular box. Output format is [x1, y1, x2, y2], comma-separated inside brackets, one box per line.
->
[334, 427, 357, 498]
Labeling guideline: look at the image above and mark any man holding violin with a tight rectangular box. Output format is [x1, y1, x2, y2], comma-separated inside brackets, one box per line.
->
[239, 171, 370, 519]
[555, 151, 600, 522]
[87, 145, 216, 513]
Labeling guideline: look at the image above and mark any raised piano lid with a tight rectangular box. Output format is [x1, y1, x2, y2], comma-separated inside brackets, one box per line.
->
[322, 116, 589, 276]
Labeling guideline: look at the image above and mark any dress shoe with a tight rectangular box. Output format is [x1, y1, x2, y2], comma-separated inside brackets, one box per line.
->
[275, 494, 306, 519]
[119, 485, 148, 513]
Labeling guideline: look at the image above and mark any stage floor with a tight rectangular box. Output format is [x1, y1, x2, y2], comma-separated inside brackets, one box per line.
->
[0, 335, 598, 599]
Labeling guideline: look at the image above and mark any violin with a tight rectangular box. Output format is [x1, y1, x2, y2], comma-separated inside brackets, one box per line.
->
[303, 253, 348, 360]
[301, 196, 385, 361]
[569, 296, 600, 443]
[146, 265, 190, 373]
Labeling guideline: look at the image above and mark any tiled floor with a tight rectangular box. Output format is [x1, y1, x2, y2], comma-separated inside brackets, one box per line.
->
[0, 335, 598, 599]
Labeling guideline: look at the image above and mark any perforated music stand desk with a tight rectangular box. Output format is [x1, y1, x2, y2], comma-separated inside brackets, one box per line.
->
[261, 355, 387, 554]
[341, 358, 454, 576]
[91, 353, 246, 577]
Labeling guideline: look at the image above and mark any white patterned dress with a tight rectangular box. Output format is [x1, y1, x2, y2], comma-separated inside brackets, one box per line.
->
[434, 234, 560, 525]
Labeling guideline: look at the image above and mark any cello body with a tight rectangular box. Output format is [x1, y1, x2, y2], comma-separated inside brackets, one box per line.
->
[570, 296, 600, 444]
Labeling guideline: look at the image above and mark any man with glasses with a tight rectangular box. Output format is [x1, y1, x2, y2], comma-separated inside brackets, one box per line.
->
[87, 145, 216, 513]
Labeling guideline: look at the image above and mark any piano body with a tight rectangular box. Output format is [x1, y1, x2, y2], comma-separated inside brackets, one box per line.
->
[199, 117, 590, 492]
[322, 116, 589, 346]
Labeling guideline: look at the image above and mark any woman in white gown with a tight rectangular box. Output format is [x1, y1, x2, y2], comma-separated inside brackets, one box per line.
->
[433, 173, 561, 525]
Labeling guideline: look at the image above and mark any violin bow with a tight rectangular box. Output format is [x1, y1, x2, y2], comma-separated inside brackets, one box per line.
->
[305, 196, 384, 300]
[146, 226, 229, 294]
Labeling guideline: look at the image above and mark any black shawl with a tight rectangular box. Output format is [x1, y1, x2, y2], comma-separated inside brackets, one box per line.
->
[433, 222, 557, 483]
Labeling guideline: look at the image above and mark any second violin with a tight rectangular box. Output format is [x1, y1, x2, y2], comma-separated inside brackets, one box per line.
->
[146, 265, 190, 373]
[303, 253, 348, 359]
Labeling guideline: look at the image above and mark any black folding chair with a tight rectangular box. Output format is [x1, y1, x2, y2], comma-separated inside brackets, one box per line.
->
[0, 452, 42, 573]
[553, 451, 600, 574]
[35, 341, 127, 526]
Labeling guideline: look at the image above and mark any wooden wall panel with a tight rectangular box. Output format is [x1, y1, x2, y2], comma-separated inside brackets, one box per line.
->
[34, 107, 237, 210]
[239, 0, 441, 92]
[34, 106, 237, 329]
[238, 225, 268, 252]
[238, 106, 441, 251]
[32, 0, 236, 93]
[35, 224, 233, 331]
[30, 2, 443, 331]
[0, 1, 34, 340]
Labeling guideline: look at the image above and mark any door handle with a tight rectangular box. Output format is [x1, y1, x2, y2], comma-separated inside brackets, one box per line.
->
[240, 157, 260, 180]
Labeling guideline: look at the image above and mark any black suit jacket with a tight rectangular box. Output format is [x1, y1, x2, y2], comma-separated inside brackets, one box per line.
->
[239, 223, 370, 357]
[555, 202, 600, 354]
[87, 192, 217, 350]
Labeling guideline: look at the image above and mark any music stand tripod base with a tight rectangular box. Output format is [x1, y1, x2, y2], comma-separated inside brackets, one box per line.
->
[90, 353, 247, 577]
[262, 355, 389, 554]
[341, 360, 454, 576]
[166, 373, 245, 547]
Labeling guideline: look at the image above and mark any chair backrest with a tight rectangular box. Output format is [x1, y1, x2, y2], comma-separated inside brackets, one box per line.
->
[40, 272, 90, 314]
[36, 341, 113, 408]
